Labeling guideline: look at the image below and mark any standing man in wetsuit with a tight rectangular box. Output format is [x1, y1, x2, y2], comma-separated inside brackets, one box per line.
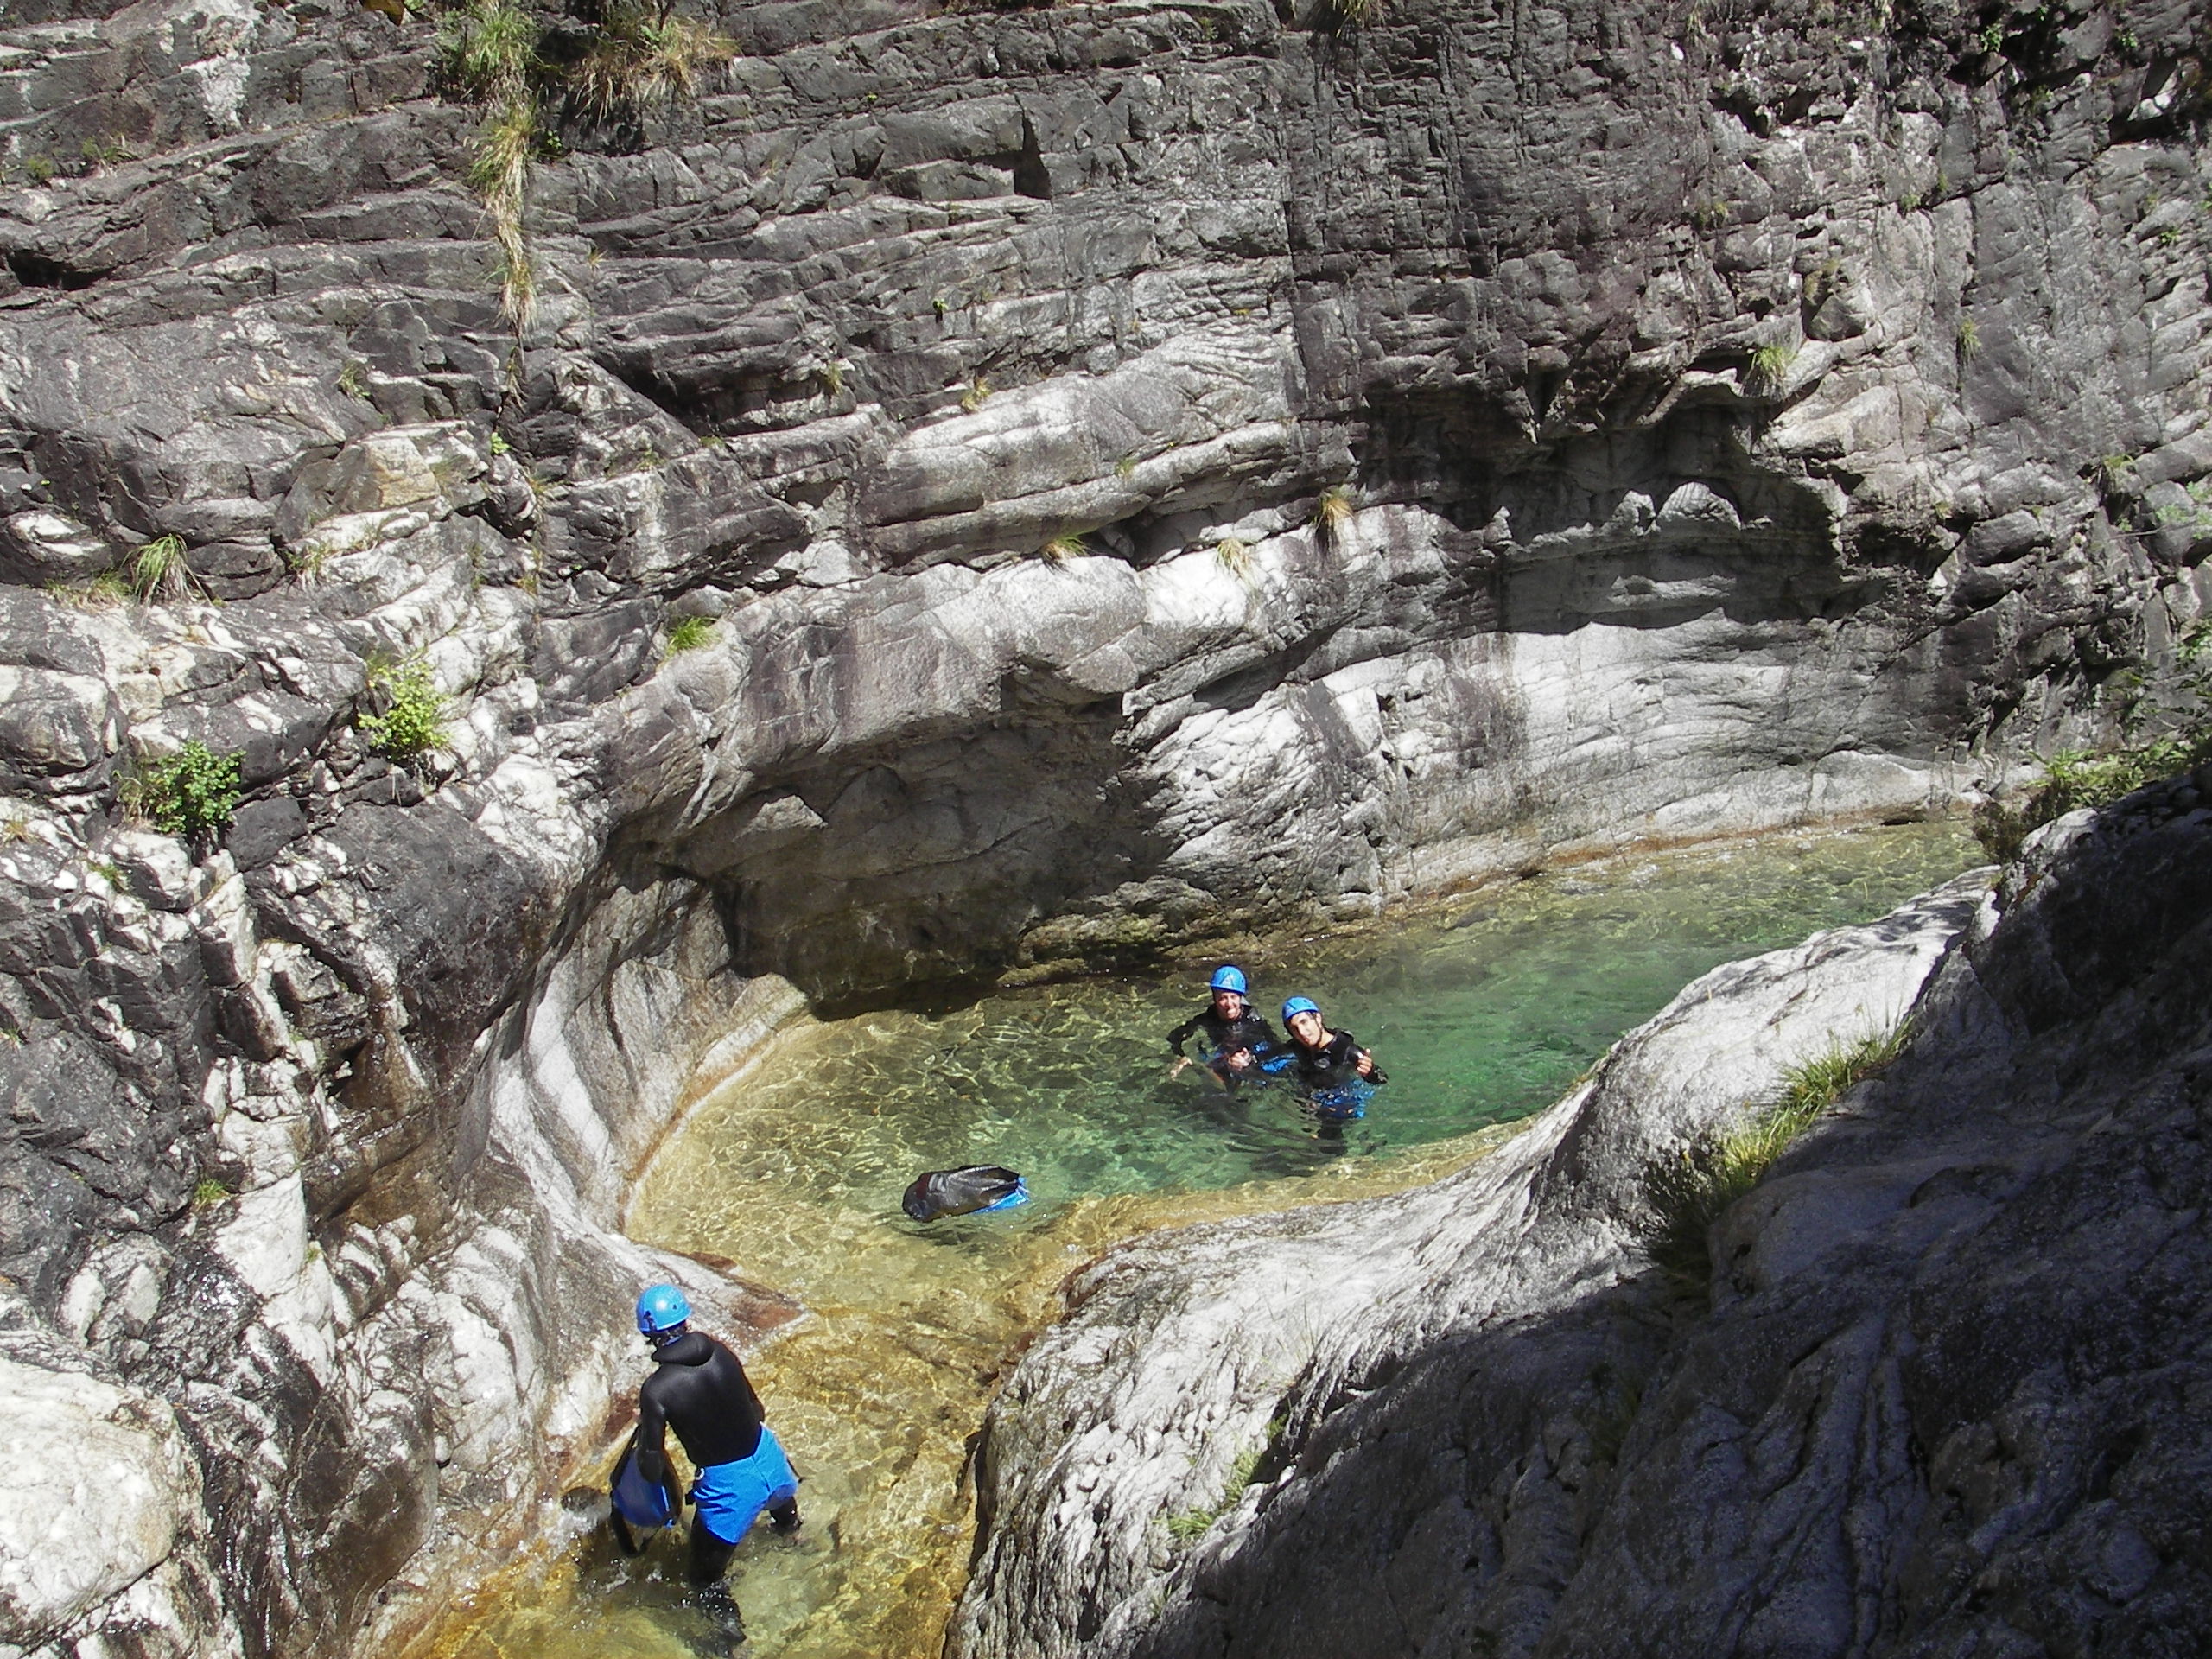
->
[1166, 965, 1280, 1086]
[633, 1284, 800, 1650]
[1280, 996, 1387, 1119]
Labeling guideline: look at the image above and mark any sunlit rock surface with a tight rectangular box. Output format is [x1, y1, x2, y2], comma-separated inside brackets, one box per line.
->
[956, 772, 2212, 1656]
[0, 0, 2208, 1649]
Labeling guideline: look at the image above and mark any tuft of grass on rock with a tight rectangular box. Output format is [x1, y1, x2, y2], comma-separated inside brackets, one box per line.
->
[664, 613, 716, 654]
[1746, 342, 1796, 391]
[47, 572, 131, 612]
[1647, 1021, 1914, 1297]
[1215, 536, 1254, 578]
[572, 3, 736, 122]
[1039, 533, 1085, 563]
[1973, 622, 2212, 862]
[1313, 485, 1356, 535]
[191, 1177, 232, 1209]
[130, 533, 194, 601]
[1160, 1418, 1283, 1547]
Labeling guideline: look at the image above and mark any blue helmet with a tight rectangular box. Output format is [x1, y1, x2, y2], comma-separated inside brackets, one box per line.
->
[1210, 965, 1248, 995]
[636, 1283, 691, 1336]
[1281, 996, 1320, 1025]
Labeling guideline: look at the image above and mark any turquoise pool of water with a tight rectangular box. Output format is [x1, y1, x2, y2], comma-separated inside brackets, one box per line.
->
[421, 822, 1980, 1659]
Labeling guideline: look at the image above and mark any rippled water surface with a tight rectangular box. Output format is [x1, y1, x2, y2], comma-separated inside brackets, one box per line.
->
[416, 824, 1978, 1659]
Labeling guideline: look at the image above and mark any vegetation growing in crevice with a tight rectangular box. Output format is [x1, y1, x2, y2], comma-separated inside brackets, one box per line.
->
[1746, 341, 1796, 391]
[1313, 484, 1356, 537]
[1973, 620, 2212, 862]
[663, 613, 715, 654]
[122, 741, 245, 845]
[435, 0, 735, 326]
[570, 1, 736, 122]
[130, 533, 199, 602]
[1039, 532, 1085, 563]
[1160, 1417, 1283, 1545]
[358, 654, 453, 764]
[1645, 1020, 1915, 1300]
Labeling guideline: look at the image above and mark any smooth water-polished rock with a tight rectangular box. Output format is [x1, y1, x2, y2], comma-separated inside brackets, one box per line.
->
[956, 775, 2212, 1657]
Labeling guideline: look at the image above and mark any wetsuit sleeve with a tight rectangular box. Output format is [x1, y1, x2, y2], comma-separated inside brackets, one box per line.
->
[1166, 1012, 1204, 1054]
[636, 1380, 670, 1483]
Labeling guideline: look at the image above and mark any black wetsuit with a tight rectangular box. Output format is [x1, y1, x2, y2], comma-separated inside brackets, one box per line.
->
[1166, 1002, 1279, 1062]
[637, 1331, 765, 1484]
[637, 1331, 793, 1600]
[1288, 1029, 1387, 1093]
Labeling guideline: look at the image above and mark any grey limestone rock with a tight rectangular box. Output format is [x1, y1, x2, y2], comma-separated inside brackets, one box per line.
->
[0, 0, 2206, 1650]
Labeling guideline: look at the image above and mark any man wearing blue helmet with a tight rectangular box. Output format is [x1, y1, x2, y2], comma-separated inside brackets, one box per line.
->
[629, 1283, 799, 1650]
[1280, 996, 1387, 1121]
[1166, 964, 1280, 1085]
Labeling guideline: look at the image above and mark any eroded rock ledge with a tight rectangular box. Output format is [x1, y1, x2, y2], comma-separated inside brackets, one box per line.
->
[955, 769, 2212, 1657]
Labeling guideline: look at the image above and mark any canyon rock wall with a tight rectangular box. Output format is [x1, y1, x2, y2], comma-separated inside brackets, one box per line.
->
[0, 0, 2207, 1650]
[957, 769, 2212, 1657]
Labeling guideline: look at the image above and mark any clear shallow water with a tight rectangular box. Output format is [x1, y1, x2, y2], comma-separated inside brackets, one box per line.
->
[415, 824, 1980, 1659]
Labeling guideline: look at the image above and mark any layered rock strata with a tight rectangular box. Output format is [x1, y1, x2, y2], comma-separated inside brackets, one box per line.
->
[0, 0, 2207, 1651]
[955, 772, 2212, 1656]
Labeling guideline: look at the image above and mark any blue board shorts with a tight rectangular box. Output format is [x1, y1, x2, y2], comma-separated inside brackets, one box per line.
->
[690, 1426, 800, 1545]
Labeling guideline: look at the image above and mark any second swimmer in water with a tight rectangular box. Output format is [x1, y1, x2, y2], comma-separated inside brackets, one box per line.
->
[1280, 996, 1387, 1122]
[1166, 965, 1280, 1088]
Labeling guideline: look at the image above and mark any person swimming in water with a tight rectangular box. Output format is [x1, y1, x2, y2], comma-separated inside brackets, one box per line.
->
[1279, 996, 1387, 1121]
[630, 1284, 800, 1654]
[1166, 965, 1280, 1087]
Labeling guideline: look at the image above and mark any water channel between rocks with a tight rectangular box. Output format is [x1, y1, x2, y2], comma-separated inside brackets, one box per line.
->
[416, 823, 1980, 1659]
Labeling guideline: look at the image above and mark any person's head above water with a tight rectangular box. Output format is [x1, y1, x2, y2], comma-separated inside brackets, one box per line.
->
[1281, 995, 1325, 1046]
[1210, 964, 1249, 1016]
[636, 1282, 691, 1347]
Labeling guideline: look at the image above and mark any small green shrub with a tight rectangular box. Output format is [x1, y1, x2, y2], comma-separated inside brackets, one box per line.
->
[337, 359, 372, 400]
[191, 1177, 232, 1209]
[1746, 342, 1796, 391]
[1980, 21, 2004, 53]
[359, 656, 451, 763]
[22, 154, 55, 185]
[1647, 1022, 1913, 1295]
[960, 375, 993, 412]
[664, 613, 716, 654]
[1955, 317, 1980, 361]
[126, 742, 245, 843]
